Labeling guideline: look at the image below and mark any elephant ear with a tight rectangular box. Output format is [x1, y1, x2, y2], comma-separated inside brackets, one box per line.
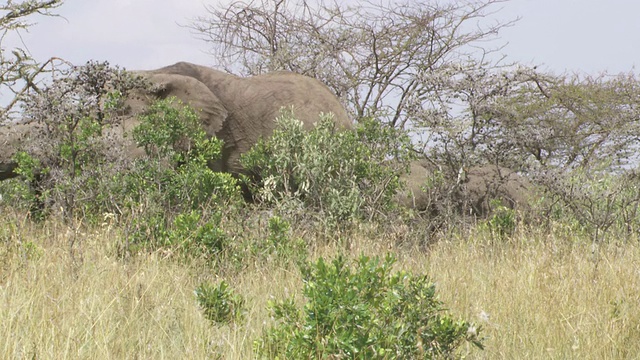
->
[145, 72, 227, 135]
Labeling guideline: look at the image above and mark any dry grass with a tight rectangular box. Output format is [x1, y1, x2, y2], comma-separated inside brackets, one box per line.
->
[1, 214, 639, 359]
[404, 227, 640, 359]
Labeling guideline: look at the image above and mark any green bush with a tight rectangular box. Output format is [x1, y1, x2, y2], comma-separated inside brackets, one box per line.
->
[480, 200, 517, 239]
[170, 210, 229, 258]
[250, 215, 307, 265]
[241, 110, 411, 225]
[195, 281, 246, 325]
[0, 160, 42, 215]
[117, 97, 241, 255]
[256, 254, 483, 359]
[123, 202, 232, 260]
[129, 97, 240, 211]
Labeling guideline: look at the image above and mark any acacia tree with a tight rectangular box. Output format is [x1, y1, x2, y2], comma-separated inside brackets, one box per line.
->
[191, 0, 640, 169]
[191, 0, 640, 235]
[0, 0, 64, 120]
[190, 0, 513, 129]
[492, 71, 640, 172]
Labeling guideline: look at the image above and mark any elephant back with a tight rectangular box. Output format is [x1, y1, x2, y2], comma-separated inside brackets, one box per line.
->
[248, 71, 351, 130]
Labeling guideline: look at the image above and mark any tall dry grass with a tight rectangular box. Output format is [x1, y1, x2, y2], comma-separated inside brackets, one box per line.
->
[404, 226, 640, 359]
[1, 213, 639, 359]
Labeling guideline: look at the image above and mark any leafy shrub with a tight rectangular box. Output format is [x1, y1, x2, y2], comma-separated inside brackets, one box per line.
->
[0, 153, 43, 214]
[116, 97, 241, 255]
[256, 254, 483, 359]
[195, 281, 246, 325]
[241, 110, 411, 225]
[124, 209, 232, 261]
[170, 210, 229, 258]
[250, 215, 307, 265]
[16, 61, 147, 222]
[125, 96, 241, 211]
[480, 200, 517, 239]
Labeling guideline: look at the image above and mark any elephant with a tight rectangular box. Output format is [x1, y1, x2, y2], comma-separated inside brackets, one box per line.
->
[132, 62, 352, 175]
[462, 165, 533, 216]
[398, 160, 532, 218]
[0, 61, 352, 180]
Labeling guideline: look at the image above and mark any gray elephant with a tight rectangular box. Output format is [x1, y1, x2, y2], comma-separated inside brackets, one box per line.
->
[398, 161, 532, 217]
[463, 165, 532, 216]
[132, 62, 351, 175]
[395, 160, 435, 211]
[0, 61, 352, 180]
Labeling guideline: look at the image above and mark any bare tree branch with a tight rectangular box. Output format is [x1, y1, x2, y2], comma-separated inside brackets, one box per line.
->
[0, 0, 65, 121]
[189, 0, 514, 128]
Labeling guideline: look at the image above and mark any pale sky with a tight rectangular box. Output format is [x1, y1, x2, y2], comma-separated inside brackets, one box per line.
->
[8, 0, 640, 74]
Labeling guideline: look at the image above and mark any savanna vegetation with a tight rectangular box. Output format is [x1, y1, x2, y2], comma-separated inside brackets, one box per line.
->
[1, 0, 640, 359]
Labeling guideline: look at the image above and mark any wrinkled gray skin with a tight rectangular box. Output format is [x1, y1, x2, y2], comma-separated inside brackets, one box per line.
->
[0, 62, 351, 180]
[463, 165, 532, 216]
[397, 161, 532, 217]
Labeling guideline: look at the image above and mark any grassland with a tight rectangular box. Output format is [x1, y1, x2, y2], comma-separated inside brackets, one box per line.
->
[1, 212, 639, 359]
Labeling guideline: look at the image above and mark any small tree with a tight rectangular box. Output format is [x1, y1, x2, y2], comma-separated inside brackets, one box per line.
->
[18, 61, 146, 222]
[492, 71, 640, 172]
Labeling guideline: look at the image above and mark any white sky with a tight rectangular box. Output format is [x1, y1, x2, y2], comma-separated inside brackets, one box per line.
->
[8, 0, 640, 74]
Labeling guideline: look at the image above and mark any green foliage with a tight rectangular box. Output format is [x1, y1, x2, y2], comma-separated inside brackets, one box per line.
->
[0, 152, 43, 212]
[256, 254, 483, 359]
[195, 281, 246, 325]
[134, 98, 220, 163]
[481, 200, 517, 239]
[169, 210, 229, 258]
[250, 216, 307, 265]
[116, 97, 241, 256]
[242, 110, 411, 225]
[130, 97, 240, 211]
[13, 151, 42, 182]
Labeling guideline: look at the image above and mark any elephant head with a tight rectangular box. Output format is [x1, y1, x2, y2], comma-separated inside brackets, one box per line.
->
[462, 165, 532, 217]
[123, 71, 228, 136]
